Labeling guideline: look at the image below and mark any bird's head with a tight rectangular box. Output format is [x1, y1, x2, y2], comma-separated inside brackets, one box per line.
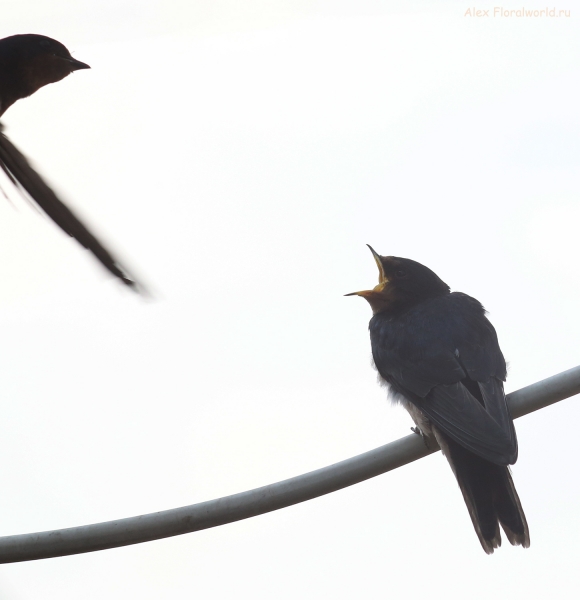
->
[0, 34, 90, 116]
[346, 245, 450, 314]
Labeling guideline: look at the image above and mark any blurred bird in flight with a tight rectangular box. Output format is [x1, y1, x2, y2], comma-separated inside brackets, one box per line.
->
[0, 33, 141, 291]
[347, 246, 529, 553]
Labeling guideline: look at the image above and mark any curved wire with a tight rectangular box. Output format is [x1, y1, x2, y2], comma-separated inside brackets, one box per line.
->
[1, 365, 579, 563]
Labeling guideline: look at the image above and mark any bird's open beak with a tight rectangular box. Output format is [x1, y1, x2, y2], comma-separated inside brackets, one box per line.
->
[66, 57, 90, 71]
[345, 244, 389, 297]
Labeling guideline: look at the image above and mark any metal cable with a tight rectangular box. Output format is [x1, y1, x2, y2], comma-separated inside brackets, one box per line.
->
[1, 365, 578, 563]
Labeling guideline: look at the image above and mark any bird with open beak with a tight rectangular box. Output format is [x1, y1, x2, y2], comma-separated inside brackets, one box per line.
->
[347, 245, 529, 553]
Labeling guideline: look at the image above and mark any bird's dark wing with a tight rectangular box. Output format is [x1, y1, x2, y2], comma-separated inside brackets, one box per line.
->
[414, 379, 517, 465]
[370, 293, 516, 465]
[0, 125, 141, 291]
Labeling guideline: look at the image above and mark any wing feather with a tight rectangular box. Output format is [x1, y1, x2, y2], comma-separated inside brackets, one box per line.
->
[0, 125, 142, 291]
[370, 293, 517, 465]
[413, 379, 517, 465]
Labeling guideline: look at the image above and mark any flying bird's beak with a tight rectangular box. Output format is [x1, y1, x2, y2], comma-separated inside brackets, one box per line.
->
[66, 57, 90, 71]
[345, 244, 389, 297]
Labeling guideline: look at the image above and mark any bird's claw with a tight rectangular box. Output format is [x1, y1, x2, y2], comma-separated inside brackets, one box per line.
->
[410, 427, 431, 449]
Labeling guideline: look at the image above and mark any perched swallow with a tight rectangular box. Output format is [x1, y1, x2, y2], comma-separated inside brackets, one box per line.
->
[347, 246, 529, 553]
[0, 34, 141, 291]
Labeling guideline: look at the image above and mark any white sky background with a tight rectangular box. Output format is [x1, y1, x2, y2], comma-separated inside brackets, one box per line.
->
[0, 0, 579, 597]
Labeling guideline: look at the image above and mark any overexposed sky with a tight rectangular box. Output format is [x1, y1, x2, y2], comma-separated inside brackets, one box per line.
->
[0, 1, 579, 598]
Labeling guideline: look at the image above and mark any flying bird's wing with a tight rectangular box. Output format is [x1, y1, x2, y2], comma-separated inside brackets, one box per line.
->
[0, 125, 142, 292]
[370, 292, 516, 465]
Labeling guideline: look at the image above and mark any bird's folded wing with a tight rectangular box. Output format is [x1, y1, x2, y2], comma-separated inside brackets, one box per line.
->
[0, 125, 141, 291]
[412, 378, 517, 466]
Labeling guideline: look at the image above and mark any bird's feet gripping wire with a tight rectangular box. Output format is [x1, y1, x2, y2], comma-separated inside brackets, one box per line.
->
[410, 426, 431, 450]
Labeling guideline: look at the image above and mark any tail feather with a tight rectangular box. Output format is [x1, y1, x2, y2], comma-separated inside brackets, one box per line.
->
[493, 466, 530, 548]
[434, 428, 530, 554]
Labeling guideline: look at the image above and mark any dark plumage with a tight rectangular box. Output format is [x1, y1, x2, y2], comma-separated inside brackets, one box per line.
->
[0, 34, 90, 117]
[347, 246, 529, 553]
[0, 34, 142, 291]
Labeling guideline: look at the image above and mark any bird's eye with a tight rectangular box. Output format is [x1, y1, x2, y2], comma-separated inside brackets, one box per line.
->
[395, 269, 406, 278]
